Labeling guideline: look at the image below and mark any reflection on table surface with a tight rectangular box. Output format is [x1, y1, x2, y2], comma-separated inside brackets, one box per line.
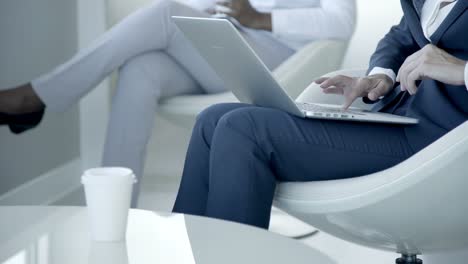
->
[0, 206, 335, 264]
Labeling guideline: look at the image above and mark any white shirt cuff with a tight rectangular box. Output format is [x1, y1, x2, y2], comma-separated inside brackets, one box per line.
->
[464, 62, 468, 91]
[368, 67, 396, 84]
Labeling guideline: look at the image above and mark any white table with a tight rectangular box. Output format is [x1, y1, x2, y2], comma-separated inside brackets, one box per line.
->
[0, 206, 335, 264]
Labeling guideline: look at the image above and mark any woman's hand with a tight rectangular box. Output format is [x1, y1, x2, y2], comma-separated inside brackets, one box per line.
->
[315, 74, 394, 110]
[397, 44, 466, 94]
[216, 0, 272, 31]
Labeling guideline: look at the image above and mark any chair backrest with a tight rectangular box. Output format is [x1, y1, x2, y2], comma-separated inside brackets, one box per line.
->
[273, 41, 349, 99]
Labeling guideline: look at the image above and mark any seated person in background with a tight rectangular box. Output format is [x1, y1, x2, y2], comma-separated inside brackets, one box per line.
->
[0, 0, 356, 207]
[172, 0, 468, 228]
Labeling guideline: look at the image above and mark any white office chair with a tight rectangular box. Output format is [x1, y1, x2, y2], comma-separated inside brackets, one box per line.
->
[274, 69, 468, 264]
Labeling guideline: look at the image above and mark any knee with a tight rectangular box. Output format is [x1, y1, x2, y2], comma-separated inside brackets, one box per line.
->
[117, 52, 172, 97]
[216, 107, 284, 140]
[218, 107, 279, 129]
[120, 52, 168, 78]
[196, 103, 247, 126]
[215, 107, 260, 139]
[193, 103, 251, 142]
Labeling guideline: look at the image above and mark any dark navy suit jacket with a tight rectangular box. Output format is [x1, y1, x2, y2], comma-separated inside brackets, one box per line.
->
[368, 0, 468, 152]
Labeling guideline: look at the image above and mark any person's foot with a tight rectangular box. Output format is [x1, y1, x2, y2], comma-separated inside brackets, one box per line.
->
[0, 83, 46, 134]
[0, 83, 45, 114]
[0, 109, 45, 134]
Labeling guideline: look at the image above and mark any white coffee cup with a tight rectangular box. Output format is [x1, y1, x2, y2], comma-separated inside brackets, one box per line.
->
[82, 167, 137, 242]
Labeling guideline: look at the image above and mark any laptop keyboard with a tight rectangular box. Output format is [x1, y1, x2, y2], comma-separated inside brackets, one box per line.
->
[296, 102, 365, 116]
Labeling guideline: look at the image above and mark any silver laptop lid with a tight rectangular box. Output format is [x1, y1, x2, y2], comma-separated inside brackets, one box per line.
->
[172, 16, 304, 117]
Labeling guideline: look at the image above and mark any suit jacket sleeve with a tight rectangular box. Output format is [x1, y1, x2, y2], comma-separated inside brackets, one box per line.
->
[367, 16, 420, 75]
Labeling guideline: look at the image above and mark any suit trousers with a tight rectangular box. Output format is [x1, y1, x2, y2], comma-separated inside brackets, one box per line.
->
[31, 0, 294, 206]
[173, 103, 416, 229]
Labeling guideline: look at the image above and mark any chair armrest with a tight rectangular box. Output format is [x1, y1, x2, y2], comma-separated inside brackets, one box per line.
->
[296, 68, 372, 110]
[275, 120, 468, 212]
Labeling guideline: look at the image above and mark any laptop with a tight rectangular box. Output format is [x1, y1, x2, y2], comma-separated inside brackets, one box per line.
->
[172, 16, 418, 125]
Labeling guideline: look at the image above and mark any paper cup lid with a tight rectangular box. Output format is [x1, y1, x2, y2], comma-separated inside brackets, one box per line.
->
[81, 167, 137, 185]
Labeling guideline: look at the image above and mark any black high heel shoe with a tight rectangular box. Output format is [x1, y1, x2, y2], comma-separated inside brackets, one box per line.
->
[0, 109, 45, 134]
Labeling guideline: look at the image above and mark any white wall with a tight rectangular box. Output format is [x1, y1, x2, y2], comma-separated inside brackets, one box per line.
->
[0, 0, 111, 204]
[341, 0, 403, 69]
[0, 0, 81, 197]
